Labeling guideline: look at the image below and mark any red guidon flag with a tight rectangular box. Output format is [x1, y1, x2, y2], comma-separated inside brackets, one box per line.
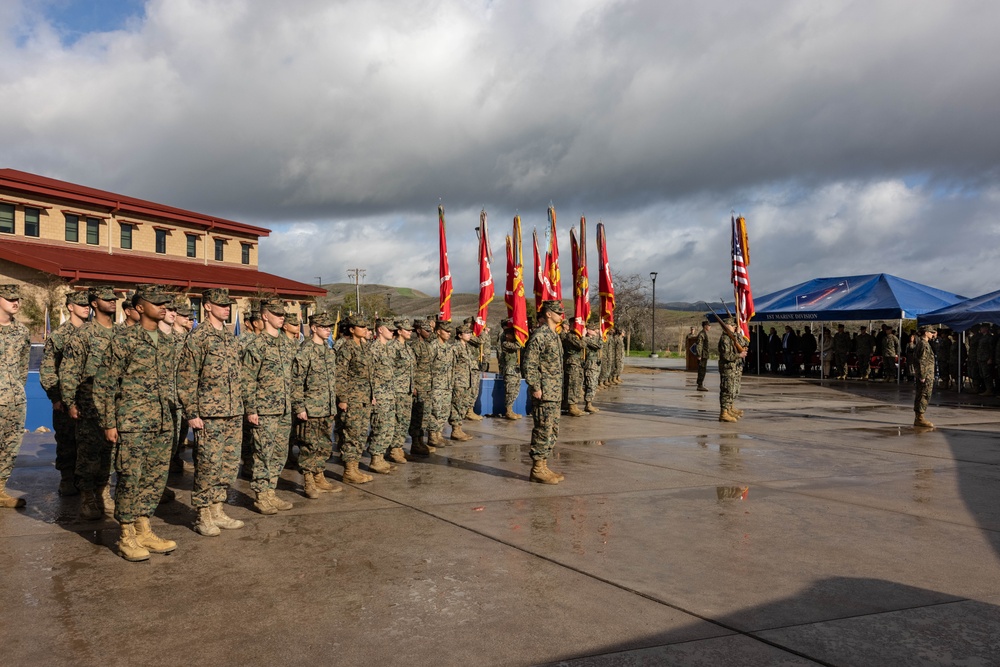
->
[731, 213, 755, 338]
[570, 216, 591, 337]
[438, 204, 453, 321]
[532, 228, 547, 312]
[509, 215, 529, 345]
[474, 209, 494, 336]
[545, 205, 562, 301]
[597, 222, 615, 340]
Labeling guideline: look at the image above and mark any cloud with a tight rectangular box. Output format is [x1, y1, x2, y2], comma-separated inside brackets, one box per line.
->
[1, 1, 999, 301]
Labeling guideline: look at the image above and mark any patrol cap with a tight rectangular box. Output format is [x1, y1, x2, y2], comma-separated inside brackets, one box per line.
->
[375, 318, 394, 330]
[540, 300, 564, 316]
[501, 318, 512, 328]
[173, 301, 194, 318]
[456, 323, 472, 335]
[135, 284, 173, 305]
[309, 312, 336, 327]
[435, 320, 454, 333]
[260, 299, 286, 316]
[348, 315, 371, 329]
[394, 319, 413, 331]
[284, 312, 300, 326]
[124, 293, 138, 310]
[0, 284, 20, 300]
[245, 310, 261, 322]
[463, 316, 475, 325]
[66, 290, 91, 306]
[202, 288, 234, 306]
[90, 286, 120, 302]
[412, 319, 431, 331]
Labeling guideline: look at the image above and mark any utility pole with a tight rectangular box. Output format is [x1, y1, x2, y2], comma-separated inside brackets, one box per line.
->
[347, 268, 366, 315]
[650, 272, 658, 357]
[315, 276, 322, 287]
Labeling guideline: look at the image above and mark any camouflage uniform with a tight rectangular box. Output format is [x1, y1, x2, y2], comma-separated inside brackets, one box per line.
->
[427, 333, 455, 436]
[612, 331, 625, 382]
[0, 302, 31, 497]
[882, 330, 900, 380]
[583, 333, 602, 403]
[523, 316, 564, 460]
[61, 319, 118, 492]
[832, 328, 852, 378]
[718, 329, 748, 413]
[409, 323, 433, 438]
[561, 332, 585, 408]
[39, 314, 84, 486]
[390, 330, 415, 448]
[449, 334, 475, 428]
[176, 293, 244, 510]
[335, 336, 373, 464]
[855, 331, 875, 379]
[292, 335, 338, 474]
[913, 334, 936, 415]
[95, 306, 176, 524]
[242, 329, 294, 495]
[499, 329, 523, 413]
[599, 333, 613, 385]
[368, 336, 396, 456]
[695, 327, 710, 388]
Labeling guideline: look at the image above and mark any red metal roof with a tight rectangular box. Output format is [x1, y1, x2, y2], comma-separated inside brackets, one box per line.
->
[0, 169, 270, 238]
[0, 238, 326, 298]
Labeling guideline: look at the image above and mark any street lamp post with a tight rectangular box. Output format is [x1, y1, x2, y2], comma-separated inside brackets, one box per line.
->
[650, 272, 658, 357]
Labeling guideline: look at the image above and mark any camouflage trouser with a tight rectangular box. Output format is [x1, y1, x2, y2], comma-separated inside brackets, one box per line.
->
[192, 416, 241, 509]
[719, 365, 742, 411]
[299, 416, 333, 473]
[172, 408, 189, 460]
[113, 429, 171, 523]
[241, 416, 254, 468]
[598, 361, 610, 385]
[834, 352, 848, 377]
[428, 386, 452, 434]
[251, 413, 292, 493]
[858, 355, 871, 377]
[883, 356, 898, 380]
[75, 416, 112, 492]
[979, 362, 993, 393]
[914, 380, 933, 414]
[410, 391, 427, 439]
[52, 407, 77, 478]
[393, 392, 413, 447]
[564, 364, 584, 405]
[0, 402, 26, 485]
[368, 390, 396, 456]
[584, 364, 600, 402]
[696, 359, 708, 387]
[503, 372, 521, 412]
[529, 399, 561, 460]
[339, 400, 372, 463]
[449, 385, 471, 427]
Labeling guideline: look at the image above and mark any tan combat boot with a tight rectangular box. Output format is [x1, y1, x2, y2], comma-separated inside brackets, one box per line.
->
[253, 490, 278, 515]
[79, 489, 102, 519]
[732, 408, 745, 418]
[584, 402, 600, 413]
[450, 426, 473, 442]
[914, 413, 935, 428]
[268, 489, 293, 511]
[719, 409, 738, 423]
[312, 471, 342, 493]
[117, 523, 150, 562]
[195, 507, 221, 536]
[0, 484, 26, 509]
[542, 459, 565, 482]
[368, 454, 392, 474]
[303, 472, 321, 499]
[58, 474, 79, 496]
[211, 502, 245, 529]
[387, 447, 408, 464]
[342, 461, 373, 484]
[134, 516, 177, 553]
[98, 485, 115, 515]
[529, 460, 560, 484]
[465, 408, 483, 421]
[567, 404, 586, 417]
[504, 407, 522, 420]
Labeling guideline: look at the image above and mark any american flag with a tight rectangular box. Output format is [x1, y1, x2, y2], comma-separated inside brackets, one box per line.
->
[731, 214, 755, 338]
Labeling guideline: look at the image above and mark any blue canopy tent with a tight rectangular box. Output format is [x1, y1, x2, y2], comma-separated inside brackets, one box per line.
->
[918, 289, 1000, 331]
[720, 274, 966, 380]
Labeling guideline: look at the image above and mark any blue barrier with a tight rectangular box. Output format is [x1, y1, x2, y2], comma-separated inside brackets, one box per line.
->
[474, 374, 531, 416]
[26, 372, 53, 431]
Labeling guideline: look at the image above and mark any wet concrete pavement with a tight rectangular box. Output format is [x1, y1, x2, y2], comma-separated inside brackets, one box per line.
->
[3, 368, 1000, 666]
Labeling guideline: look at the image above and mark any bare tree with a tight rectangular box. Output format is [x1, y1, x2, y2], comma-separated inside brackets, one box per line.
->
[592, 272, 651, 349]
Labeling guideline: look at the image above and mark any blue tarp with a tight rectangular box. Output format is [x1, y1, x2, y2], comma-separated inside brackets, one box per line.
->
[747, 274, 966, 322]
[918, 289, 1000, 331]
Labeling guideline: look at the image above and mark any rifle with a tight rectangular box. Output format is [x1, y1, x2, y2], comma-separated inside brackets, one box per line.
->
[711, 298, 746, 355]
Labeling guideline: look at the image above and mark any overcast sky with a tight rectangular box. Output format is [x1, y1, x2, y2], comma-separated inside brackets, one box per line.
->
[2, 0, 999, 301]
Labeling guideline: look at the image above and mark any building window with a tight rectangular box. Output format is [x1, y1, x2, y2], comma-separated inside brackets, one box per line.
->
[0, 203, 13, 234]
[186, 234, 197, 258]
[86, 218, 100, 245]
[241, 243, 251, 265]
[215, 238, 225, 261]
[189, 297, 202, 323]
[120, 224, 132, 249]
[155, 229, 167, 254]
[24, 207, 40, 237]
[65, 214, 79, 242]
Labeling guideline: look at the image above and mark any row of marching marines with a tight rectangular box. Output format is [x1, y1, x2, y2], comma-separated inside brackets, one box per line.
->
[0, 282, 629, 563]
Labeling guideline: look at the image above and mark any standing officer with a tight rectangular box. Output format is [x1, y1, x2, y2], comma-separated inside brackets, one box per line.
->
[582, 319, 603, 412]
[448, 324, 476, 441]
[176, 288, 245, 536]
[242, 299, 295, 514]
[427, 321, 458, 446]
[367, 318, 398, 473]
[0, 285, 31, 509]
[169, 299, 194, 473]
[39, 289, 91, 495]
[561, 327, 586, 417]
[407, 320, 435, 455]
[695, 320, 711, 392]
[523, 301, 566, 484]
[718, 317, 748, 423]
[390, 320, 416, 462]
[95, 284, 177, 561]
[336, 316, 376, 483]
[292, 312, 343, 498]
[498, 320, 523, 420]
[914, 326, 937, 427]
